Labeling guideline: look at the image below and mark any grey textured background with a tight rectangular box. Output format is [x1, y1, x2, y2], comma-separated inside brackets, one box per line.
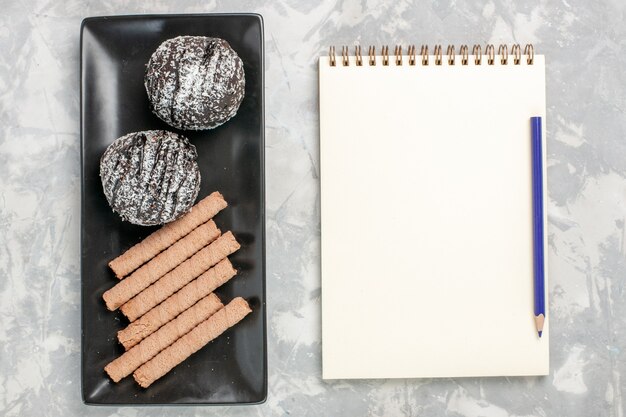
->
[0, 0, 624, 416]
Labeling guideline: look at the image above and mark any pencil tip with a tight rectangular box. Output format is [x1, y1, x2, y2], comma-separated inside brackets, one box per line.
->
[538, 331, 543, 338]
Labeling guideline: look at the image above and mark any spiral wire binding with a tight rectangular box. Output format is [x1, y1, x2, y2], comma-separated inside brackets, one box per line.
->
[328, 43, 535, 67]
[524, 44, 534, 64]
[460, 45, 468, 65]
[408, 45, 416, 65]
[498, 44, 508, 65]
[341, 46, 349, 66]
[328, 44, 535, 67]
[368, 46, 376, 66]
[420, 45, 429, 65]
[395, 45, 403, 65]
[473, 44, 482, 65]
[512, 44, 521, 65]
[486, 44, 495, 65]
[434, 44, 442, 65]
[447, 45, 455, 65]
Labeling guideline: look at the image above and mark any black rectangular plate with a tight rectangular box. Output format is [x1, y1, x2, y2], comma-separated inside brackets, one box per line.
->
[80, 14, 266, 405]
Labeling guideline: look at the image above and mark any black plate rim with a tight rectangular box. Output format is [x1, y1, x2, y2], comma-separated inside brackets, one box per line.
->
[79, 13, 267, 406]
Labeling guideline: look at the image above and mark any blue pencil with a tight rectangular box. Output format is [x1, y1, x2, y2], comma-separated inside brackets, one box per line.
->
[531, 117, 545, 338]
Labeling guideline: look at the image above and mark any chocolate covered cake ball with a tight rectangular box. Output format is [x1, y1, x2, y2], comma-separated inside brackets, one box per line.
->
[100, 130, 201, 226]
[144, 36, 246, 130]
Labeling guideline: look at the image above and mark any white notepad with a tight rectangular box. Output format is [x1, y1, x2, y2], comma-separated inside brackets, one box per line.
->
[320, 46, 548, 379]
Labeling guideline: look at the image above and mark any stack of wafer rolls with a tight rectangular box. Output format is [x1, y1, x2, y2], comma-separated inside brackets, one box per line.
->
[101, 192, 252, 388]
[105, 294, 224, 382]
[108, 191, 228, 279]
[103, 221, 220, 311]
[118, 259, 237, 349]
[120, 232, 240, 321]
[134, 297, 252, 388]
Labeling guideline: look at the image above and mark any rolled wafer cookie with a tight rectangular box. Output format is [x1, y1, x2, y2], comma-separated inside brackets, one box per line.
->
[104, 294, 223, 382]
[120, 231, 240, 321]
[118, 259, 237, 350]
[109, 192, 227, 279]
[103, 221, 220, 311]
[133, 297, 252, 388]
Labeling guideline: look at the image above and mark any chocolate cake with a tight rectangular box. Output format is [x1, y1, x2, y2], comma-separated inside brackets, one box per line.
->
[100, 130, 200, 226]
[144, 36, 246, 130]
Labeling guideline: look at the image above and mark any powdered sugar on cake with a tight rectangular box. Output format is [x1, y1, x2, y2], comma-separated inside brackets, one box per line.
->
[99, 130, 201, 226]
[144, 36, 246, 130]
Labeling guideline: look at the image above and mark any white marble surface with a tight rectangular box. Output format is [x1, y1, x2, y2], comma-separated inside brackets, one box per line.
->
[0, 0, 624, 416]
